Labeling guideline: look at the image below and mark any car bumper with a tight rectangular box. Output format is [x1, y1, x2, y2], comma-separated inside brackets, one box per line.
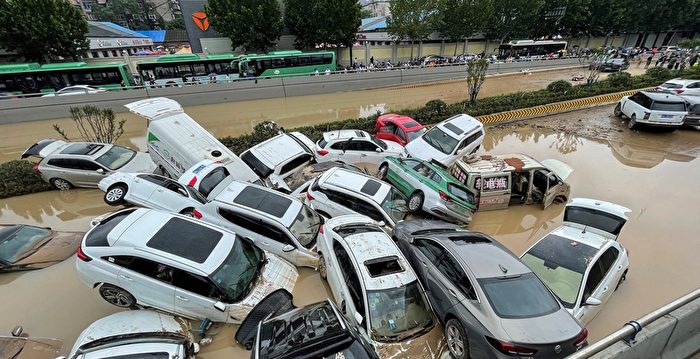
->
[636, 120, 684, 127]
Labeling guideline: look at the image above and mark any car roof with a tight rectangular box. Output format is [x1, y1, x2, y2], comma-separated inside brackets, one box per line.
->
[248, 133, 310, 168]
[436, 114, 483, 138]
[214, 181, 302, 227]
[456, 153, 544, 173]
[640, 91, 685, 102]
[433, 232, 531, 278]
[319, 167, 389, 204]
[378, 114, 422, 128]
[106, 208, 233, 274]
[548, 225, 611, 251]
[322, 129, 369, 142]
[74, 310, 186, 349]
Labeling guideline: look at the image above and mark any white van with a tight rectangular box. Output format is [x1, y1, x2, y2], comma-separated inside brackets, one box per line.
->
[125, 97, 261, 184]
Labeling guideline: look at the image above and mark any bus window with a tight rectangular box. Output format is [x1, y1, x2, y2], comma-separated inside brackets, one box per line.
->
[285, 57, 298, 67]
[323, 54, 333, 64]
[311, 55, 324, 65]
[192, 63, 207, 76]
[299, 56, 310, 66]
[154, 65, 176, 79]
[272, 57, 284, 69]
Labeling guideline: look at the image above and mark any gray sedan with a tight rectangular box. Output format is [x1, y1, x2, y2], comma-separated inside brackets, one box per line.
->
[393, 220, 588, 359]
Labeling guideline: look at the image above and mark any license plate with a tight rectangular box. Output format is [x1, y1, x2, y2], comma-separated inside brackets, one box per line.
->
[661, 114, 673, 119]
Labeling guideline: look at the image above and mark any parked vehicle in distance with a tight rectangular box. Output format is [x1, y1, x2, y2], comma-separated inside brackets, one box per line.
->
[379, 156, 476, 224]
[126, 97, 261, 184]
[240, 132, 317, 192]
[600, 58, 629, 72]
[21, 139, 156, 190]
[315, 129, 407, 166]
[98, 172, 206, 216]
[614, 91, 687, 130]
[405, 114, 484, 167]
[656, 79, 700, 95]
[60, 310, 199, 359]
[374, 114, 426, 146]
[318, 215, 444, 358]
[197, 181, 323, 268]
[681, 95, 700, 130]
[303, 167, 408, 229]
[0, 326, 62, 359]
[521, 198, 631, 325]
[393, 220, 588, 359]
[235, 290, 379, 359]
[0, 224, 84, 272]
[421, 55, 448, 66]
[76, 208, 298, 322]
[40, 85, 107, 97]
[449, 153, 572, 210]
[453, 53, 478, 63]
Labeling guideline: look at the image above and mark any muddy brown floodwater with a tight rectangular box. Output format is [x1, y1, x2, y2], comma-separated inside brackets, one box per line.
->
[4, 69, 696, 358]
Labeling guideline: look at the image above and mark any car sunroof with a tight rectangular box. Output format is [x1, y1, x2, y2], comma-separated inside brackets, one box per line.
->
[233, 186, 291, 218]
[365, 256, 404, 277]
[147, 218, 222, 263]
[360, 179, 381, 196]
[61, 143, 104, 155]
[443, 122, 464, 135]
[449, 234, 492, 244]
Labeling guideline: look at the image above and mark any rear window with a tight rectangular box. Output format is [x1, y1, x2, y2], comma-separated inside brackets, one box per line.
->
[661, 82, 682, 89]
[198, 167, 230, 197]
[651, 101, 686, 112]
[478, 272, 560, 319]
[447, 183, 475, 205]
[564, 206, 626, 236]
[147, 217, 222, 263]
[318, 138, 328, 148]
[241, 151, 273, 178]
[86, 209, 136, 247]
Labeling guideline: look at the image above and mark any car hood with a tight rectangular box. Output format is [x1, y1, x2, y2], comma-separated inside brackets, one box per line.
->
[541, 159, 573, 180]
[498, 309, 581, 344]
[119, 152, 157, 173]
[11, 230, 84, 271]
[405, 138, 449, 164]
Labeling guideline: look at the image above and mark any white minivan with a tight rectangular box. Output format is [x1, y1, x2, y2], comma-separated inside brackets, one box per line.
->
[126, 97, 261, 184]
[614, 91, 687, 130]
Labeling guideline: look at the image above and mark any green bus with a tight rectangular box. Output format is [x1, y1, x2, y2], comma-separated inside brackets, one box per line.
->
[236, 50, 336, 78]
[0, 62, 134, 95]
[136, 53, 239, 86]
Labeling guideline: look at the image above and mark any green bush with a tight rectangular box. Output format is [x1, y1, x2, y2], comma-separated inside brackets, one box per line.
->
[547, 80, 573, 93]
[0, 160, 53, 199]
[646, 67, 672, 80]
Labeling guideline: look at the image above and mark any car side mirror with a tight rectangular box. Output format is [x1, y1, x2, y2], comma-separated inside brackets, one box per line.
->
[96, 168, 105, 174]
[214, 301, 226, 312]
[354, 311, 364, 324]
[375, 148, 383, 153]
[585, 297, 602, 306]
[282, 244, 295, 252]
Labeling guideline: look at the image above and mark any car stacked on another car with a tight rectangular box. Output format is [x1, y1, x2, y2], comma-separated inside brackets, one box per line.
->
[405, 114, 484, 167]
[393, 220, 588, 359]
[21, 139, 157, 190]
[614, 91, 687, 130]
[76, 208, 298, 322]
[521, 198, 631, 325]
[315, 129, 407, 166]
[374, 114, 425, 146]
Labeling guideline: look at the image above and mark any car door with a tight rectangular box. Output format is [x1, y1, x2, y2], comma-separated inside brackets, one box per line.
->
[394, 126, 408, 146]
[315, 188, 355, 217]
[345, 140, 376, 164]
[131, 174, 162, 203]
[576, 252, 611, 324]
[171, 268, 230, 322]
[376, 121, 397, 143]
[329, 141, 349, 162]
[327, 240, 365, 322]
[454, 130, 484, 159]
[477, 173, 512, 211]
[540, 170, 562, 209]
[387, 159, 421, 194]
[685, 81, 700, 95]
[111, 256, 176, 313]
[148, 178, 192, 211]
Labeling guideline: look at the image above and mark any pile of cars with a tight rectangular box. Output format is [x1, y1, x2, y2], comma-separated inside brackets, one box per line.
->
[12, 97, 638, 358]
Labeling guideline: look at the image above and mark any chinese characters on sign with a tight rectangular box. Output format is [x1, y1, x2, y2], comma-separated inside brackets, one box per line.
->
[475, 176, 509, 191]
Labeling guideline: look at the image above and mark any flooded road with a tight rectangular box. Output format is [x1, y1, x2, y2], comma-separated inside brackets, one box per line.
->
[1, 104, 698, 356]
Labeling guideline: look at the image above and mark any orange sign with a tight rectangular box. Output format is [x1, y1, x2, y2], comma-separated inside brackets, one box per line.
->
[192, 12, 209, 31]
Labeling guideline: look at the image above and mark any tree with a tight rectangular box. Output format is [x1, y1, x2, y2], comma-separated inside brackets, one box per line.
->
[465, 59, 488, 105]
[93, 0, 150, 30]
[54, 106, 126, 144]
[206, 0, 282, 53]
[578, 49, 607, 86]
[360, 7, 374, 18]
[0, 0, 89, 63]
[164, 16, 185, 30]
[533, 0, 591, 38]
[387, 0, 437, 59]
[435, 0, 492, 56]
[484, 0, 544, 44]
[285, 0, 361, 49]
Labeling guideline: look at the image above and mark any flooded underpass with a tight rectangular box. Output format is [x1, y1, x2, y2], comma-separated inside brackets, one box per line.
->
[1, 102, 699, 357]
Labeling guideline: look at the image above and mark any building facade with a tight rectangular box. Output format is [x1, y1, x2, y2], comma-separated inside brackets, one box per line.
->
[70, 0, 182, 28]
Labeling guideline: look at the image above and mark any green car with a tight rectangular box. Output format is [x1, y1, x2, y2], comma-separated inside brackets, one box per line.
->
[378, 156, 477, 224]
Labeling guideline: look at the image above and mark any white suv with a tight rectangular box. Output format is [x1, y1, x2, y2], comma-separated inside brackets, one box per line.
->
[198, 181, 323, 268]
[76, 208, 298, 323]
[303, 167, 408, 229]
[614, 91, 687, 130]
[315, 129, 407, 165]
[656, 79, 700, 95]
[405, 114, 484, 167]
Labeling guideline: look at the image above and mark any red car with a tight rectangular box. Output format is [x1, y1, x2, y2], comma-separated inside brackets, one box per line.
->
[374, 114, 426, 146]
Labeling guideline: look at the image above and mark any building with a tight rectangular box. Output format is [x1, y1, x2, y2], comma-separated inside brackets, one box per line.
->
[71, 0, 182, 28]
[86, 22, 154, 59]
[69, 0, 106, 21]
[136, 29, 191, 51]
[360, 0, 390, 17]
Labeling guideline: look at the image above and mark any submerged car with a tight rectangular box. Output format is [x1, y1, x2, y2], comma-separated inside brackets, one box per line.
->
[521, 198, 631, 325]
[0, 224, 83, 272]
[76, 208, 298, 322]
[315, 129, 407, 166]
[60, 310, 199, 359]
[374, 114, 425, 146]
[614, 91, 687, 130]
[0, 327, 62, 359]
[379, 156, 476, 224]
[394, 220, 588, 359]
[405, 114, 484, 167]
[21, 139, 156, 190]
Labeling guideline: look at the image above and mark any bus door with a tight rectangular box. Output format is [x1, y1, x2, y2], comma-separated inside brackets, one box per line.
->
[477, 173, 511, 211]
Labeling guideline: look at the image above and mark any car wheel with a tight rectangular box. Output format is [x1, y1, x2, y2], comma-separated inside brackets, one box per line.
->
[614, 103, 623, 117]
[180, 208, 196, 217]
[318, 253, 327, 280]
[99, 284, 136, 308]
[628, 114, 637, 130]
[50, 178, 72, 191]
[445, 319, 469, 359]
[407, 192, 424, 213]
[104, 184, 127, 205]
[554, 196, 567, 204]
[377, 163, 388, 180]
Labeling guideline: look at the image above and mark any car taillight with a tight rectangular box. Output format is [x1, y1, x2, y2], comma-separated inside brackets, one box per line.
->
[675, 89, 685, 94]
[574, 328, 589, 347]
[486, 337, 537, 356]
[77, 246, 92, 262]
[192, 209, 203, 219]
[306, 192, 314, 201]
[643, 112, 650, 120]
[319, 224, 324, 234]
[438, 190, 452, 202]
[187, 176, 197, 187]
[317, 149, 329, 156]
[33, 159, 42, 176]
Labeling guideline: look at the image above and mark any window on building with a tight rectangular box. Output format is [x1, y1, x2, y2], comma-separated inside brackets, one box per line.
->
[102, 51, 109, 58]
[90, 52, 98, 58]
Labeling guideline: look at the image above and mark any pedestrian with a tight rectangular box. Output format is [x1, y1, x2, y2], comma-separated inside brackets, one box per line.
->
[324, 67, 331, 75]
[313, 68, 319, 76]
[370, 56, 374, 66]
[646, 55, 653, 68]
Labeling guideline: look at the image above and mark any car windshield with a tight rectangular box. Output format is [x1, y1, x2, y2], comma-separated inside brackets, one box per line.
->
[478, 272, 561, 318]
[288, 204, 321, 248]
[407, 128, 426, 142]
[661, 82, 682, 88]
[241, 151, 273, 178]
[210, 238, 264, 302]
[421, 127, 459, 154]
[0, 225, 51, 264]
[367, 281, 433, 342]
[95, 145, 136, 170]
[370, 134, 388, 150]
[381, 187, 408, 223]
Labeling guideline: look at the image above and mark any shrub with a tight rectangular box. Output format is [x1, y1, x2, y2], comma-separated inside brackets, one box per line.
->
[417, 99, 448, 121]
[606, 72, 633, 89]
[646, 67, 671, 81]
[547, 80, 573, 93]
[0, 160, 53, 199]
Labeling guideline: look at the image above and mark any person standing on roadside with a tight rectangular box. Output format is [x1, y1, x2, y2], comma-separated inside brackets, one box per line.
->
[646, 55, 653, 68]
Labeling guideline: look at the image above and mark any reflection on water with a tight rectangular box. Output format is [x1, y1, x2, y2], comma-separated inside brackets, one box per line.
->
[606, 139, 696, 169]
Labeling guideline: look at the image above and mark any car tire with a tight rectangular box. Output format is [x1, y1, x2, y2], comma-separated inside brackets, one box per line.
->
[377, 163, 389, 180]
[180, 208, 196, 217]
[445, 318, 469, 359]
[318, 253, 327, 280]
[50, 178, 73, 191]
[614, 103, 623, 117]
[104, 184, 127, 205]
[628, 114, 638, 130]
[99, 284, 136, 308]
[407, 191, 424, 213]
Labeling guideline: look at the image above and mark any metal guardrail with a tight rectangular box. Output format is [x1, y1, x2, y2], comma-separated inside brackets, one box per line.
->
[567, 288, 700, 359]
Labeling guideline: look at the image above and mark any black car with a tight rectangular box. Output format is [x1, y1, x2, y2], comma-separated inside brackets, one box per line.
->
[601, 58, 630, 72]
[236, 290, 379, 359]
